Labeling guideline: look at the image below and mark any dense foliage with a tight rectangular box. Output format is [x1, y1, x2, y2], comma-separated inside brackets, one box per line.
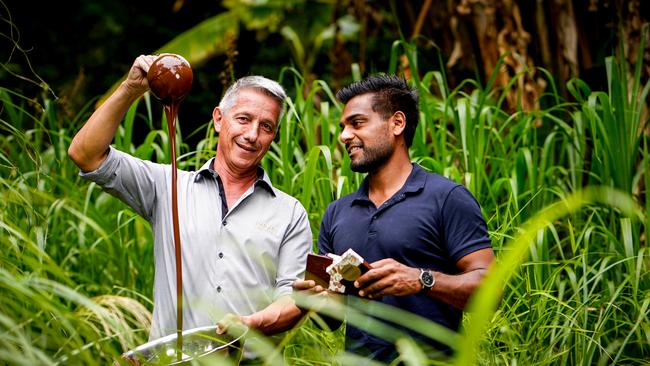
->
[1, 31, 648, 364]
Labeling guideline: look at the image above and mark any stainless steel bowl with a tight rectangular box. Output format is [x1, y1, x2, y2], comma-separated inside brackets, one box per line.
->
[122, 326, 245, 365]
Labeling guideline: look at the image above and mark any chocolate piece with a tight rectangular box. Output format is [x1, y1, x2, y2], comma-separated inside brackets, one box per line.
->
[325, 249, 371, 295]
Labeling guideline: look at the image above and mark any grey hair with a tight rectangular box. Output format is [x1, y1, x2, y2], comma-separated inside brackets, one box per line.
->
[218, 76, 287, 122]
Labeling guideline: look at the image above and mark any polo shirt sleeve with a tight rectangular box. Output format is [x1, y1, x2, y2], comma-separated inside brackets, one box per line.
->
[442, 185, 492, 262]
[274, 200, 313, 298]
[78, 146, 162, 220]
[317, 203, 335, 255]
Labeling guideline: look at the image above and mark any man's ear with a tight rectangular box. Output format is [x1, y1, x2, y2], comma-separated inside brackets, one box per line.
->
[390, 111, 407, 137]
[212, 106, 223, 134]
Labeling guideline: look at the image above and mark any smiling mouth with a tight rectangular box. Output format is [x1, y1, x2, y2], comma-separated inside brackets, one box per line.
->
[236, 141, 257, 152]
[347, 145, 362, 155]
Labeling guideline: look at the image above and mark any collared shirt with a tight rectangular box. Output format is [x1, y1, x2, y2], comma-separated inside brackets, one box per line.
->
[80, 147, 312, 340]
[318, 163, 492, 357]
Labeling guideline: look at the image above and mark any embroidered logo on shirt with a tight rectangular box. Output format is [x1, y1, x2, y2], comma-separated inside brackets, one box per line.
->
[255, 221, 278, 236]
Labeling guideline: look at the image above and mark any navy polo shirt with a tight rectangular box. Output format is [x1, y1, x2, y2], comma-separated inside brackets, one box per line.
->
[318, 163, 492, 356]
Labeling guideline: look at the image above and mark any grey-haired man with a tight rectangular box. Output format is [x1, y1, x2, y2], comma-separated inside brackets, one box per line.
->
[69, 55, 312, 342]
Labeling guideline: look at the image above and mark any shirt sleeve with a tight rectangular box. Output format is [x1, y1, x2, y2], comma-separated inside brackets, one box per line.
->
[442, 185, 492, 262]
[274, 200, 313, 298]
[78, 146, 163, 220]
[317, 203, 335, 255]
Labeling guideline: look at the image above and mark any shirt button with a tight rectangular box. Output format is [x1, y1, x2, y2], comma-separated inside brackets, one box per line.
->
[217, 286, 222, 293]
[222, 220, 227, 226]
[218, 252, 224, 259]
[372, 215, 377, 220]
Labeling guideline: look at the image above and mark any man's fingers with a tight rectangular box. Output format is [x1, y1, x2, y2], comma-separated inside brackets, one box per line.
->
[292, 279, 330, 295]
[354, 267, 388, 288]
[358, 278, 391, 298]
[133, 56, 150, 73]
[216, 313, 242, 334]
[292, 279, 316, 290]
[370, 258, 396, 267]
[131, 54, 159, 79]
[216, 322, 227, 334]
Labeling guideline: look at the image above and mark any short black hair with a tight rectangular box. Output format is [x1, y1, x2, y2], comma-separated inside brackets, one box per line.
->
[336, 75, 419, 147]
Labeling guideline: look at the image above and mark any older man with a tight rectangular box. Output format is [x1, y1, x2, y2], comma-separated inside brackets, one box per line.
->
[68, 54, 311, 341]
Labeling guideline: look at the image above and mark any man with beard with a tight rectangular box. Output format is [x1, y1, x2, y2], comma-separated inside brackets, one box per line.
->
[294, 75, 495, 362]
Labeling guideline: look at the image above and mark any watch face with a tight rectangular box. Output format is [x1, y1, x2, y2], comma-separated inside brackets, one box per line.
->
[421, 270, 434, 287]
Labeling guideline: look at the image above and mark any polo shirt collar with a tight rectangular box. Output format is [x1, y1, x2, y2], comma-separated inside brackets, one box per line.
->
[194, 157, 276, 197]
[351, 163, 426, 205]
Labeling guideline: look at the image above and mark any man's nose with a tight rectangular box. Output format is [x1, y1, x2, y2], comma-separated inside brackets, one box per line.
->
[243, 122, 259, 142]
[339, 125, 353, 144]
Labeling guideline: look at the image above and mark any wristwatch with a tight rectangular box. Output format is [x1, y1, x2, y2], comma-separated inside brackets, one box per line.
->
[419, 269, 435, 293]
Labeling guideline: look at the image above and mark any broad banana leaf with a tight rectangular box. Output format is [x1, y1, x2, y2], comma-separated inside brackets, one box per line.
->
[97, 11, 239, 108]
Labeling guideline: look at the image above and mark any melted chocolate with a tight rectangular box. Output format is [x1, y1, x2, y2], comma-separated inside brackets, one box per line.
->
[147, 54, 192, 360]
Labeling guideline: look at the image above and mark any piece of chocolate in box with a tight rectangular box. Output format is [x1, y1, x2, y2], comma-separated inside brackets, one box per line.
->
[325, 248, 372, 295]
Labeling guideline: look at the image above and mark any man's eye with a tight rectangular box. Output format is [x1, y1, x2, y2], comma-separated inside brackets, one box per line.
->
[262, 123, 274, 132]
[237, 116, 249, 122]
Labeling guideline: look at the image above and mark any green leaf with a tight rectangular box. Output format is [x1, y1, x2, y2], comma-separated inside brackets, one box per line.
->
[98, 12, 239, 107]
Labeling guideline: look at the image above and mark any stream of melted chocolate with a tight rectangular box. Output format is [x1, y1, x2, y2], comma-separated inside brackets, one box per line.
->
[164, 102, 184, 360]
[147, 54, 192, 362]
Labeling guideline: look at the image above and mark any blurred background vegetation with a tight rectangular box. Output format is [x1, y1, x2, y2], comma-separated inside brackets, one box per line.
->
[1, 0, 649, 365]
[3, 0, 649, 143]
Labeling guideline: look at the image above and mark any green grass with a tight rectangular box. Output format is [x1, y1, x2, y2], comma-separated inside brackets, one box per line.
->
[0, 37, 649, 365]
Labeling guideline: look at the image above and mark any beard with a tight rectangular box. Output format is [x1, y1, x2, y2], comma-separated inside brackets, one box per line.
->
[349, 140, 393, 173]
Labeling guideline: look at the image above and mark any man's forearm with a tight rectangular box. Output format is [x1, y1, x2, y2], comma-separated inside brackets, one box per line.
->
[68, 83, 141, 172]
[242, 296, 303, 335]
[427, 268, 487, 310]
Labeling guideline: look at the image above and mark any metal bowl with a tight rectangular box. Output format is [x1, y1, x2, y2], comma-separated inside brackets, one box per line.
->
[122, 326, 245, 365]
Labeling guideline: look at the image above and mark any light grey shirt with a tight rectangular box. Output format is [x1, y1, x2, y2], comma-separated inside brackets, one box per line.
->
[80, 147, 312, 340]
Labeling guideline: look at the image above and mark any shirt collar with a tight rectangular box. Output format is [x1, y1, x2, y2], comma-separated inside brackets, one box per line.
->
[350, 163, 426, 205]
[195, 157, 276, 197]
